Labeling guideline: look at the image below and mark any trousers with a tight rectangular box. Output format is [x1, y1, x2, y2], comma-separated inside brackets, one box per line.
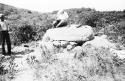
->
[1, 31, 11, 55]
[53, 19, 67, 28]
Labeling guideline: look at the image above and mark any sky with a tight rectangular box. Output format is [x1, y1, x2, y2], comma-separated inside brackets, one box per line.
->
[0, 0, 125, 12]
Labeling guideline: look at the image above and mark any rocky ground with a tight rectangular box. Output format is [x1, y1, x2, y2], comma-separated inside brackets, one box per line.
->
[0, 42, 37, 81]
[1, 25, 125, 81]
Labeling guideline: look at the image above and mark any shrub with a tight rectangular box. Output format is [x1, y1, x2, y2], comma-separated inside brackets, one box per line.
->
[16, 25, 37, 44]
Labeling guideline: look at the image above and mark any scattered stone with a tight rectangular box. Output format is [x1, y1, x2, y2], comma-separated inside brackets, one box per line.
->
[66, 45, 74, 51]
[53, 41, 61, 47]
[69, 42, 77, 46]
[83, 35, 116, 49]
[60, 41, 69, 47]
[110, 48, 125, 59]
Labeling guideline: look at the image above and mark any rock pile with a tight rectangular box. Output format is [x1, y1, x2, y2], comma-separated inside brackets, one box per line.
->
[41, 25, 94, 54]
[35, 25, 125, 81]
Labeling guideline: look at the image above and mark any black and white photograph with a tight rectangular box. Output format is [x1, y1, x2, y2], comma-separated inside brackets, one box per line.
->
[0, 0, 125, 81]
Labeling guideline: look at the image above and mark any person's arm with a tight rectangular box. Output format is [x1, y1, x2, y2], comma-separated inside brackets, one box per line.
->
[5, 20, 9, 31]
[0, 22, 2, 31]
[5, 21, 12, 33]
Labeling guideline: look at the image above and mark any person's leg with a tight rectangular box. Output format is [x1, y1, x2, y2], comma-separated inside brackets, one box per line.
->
[2, 31, 6, 55]
[58, 21, 68, 27]
[0, 31, 2, 45]
[5, 31, 11, 55]
[53, 20, 61, 28]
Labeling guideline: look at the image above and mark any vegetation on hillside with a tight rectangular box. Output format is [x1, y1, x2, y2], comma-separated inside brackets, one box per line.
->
[0, 3, 125, 45]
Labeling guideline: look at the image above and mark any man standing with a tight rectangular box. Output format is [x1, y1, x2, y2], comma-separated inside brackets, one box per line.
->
[0, 14, 11, 56]
[53, 9, 69, 28]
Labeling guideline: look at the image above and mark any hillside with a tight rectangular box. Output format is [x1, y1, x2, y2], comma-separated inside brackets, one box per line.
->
[0, 3, 125, 45]
[0, 3, 54, 45]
